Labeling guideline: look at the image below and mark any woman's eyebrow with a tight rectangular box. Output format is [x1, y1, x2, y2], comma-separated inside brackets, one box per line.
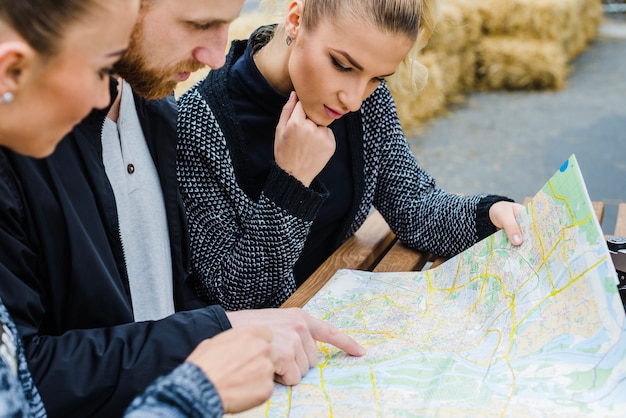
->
[330, 48, 363, 71]
[330, 48, 396, 78]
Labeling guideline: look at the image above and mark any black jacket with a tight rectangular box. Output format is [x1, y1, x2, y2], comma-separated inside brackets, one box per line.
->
[0, 80, 230, 417]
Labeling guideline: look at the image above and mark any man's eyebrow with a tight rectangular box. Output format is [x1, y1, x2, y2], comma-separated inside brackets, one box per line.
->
[107, 48, 127, 58]
[186, 17, 232, 27]
[330, 48, 396, 78]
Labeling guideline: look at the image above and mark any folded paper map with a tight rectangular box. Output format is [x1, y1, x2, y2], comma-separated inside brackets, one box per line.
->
[233, 154, 624, 417]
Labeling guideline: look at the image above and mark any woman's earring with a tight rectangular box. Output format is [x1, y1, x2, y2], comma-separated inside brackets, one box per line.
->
[286, 36, 293, 46]
[0, 91, 14, 104]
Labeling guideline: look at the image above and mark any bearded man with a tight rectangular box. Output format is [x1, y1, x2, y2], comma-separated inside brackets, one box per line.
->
[0, 0, 363, 416]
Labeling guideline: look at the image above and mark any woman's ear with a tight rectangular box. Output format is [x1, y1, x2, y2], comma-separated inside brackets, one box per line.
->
[0, 41, 35, 95]
[285, 0, 304, 40]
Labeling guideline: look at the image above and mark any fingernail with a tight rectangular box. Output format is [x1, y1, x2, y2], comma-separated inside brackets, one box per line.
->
[289, 91, 295, 99]
[512, 234, 522, 245]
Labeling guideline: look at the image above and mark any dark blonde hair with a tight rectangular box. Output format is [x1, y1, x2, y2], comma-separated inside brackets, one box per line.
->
[0, 0, 97, 56]
[262, 0, 440, 92]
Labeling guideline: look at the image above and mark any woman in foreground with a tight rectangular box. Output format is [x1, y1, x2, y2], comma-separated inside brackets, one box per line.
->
[0, 0, 274, 416]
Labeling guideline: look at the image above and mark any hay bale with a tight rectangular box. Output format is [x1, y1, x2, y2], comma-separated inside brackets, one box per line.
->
[428, 52, 463, 95]
[425, 0, 480, 56]
[228, 11, 278, 42]
[579, 0, 604, 53]
[477, 0, 575, 39]
[420, 0, 488, 102]
[475, 36, 568, 90]
[583, 0, 603, 40]
[442, 0, 484, 45]
[389, 52, 447, 132]
[475, 0, 601, 58]
[457, 49, 478, 91]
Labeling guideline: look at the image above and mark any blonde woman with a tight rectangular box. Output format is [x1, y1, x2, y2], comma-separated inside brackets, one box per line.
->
[177, 0, 525, 310]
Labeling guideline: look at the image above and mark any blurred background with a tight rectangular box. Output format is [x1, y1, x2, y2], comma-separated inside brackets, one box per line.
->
[184, 0, 626, 234]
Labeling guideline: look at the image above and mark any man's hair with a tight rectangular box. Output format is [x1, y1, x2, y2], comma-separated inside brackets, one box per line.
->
[0, 0, 99, 56]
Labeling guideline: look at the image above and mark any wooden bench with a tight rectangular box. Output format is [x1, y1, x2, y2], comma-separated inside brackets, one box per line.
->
[281, 201, 626, 308]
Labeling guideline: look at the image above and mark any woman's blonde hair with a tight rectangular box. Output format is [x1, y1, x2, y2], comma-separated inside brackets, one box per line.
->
[261, 0, 440, 93]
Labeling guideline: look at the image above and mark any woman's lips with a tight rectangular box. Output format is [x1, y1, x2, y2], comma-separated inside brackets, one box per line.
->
[324, 105, 345, 120]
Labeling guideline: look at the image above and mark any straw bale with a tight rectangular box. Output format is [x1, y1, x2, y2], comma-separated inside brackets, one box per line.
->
[475, 37, 568, 90]
[428, 48, 477, 94]
[475, 0, 602, 55]
[457, 49, 478, 91]
[390, 53, 446, 132]
[228, 11, 278, 42]
[428, 52, 463, 95]
[442, 0, 484, 44]
[425, 0, 480, 56]
[583, 0, 603, 39]
[477, 0, 573, 37]
[577, 0, 603, 53]
[423, 0, 484, 94]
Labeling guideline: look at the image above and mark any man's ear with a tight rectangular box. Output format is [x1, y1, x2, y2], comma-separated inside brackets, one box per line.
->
[0, 41, 35, 94]
[285, 0, 304, 40]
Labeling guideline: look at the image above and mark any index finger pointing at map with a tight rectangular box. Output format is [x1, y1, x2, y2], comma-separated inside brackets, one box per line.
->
[307, 315, 366, 356]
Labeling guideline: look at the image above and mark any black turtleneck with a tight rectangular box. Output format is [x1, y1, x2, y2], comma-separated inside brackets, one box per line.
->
[227, 37, 355, 285]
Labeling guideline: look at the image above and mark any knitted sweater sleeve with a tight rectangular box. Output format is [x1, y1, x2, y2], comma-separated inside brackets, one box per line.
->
[177, 88, 327, 310]
[361, 85, 511, 257]
[124, 362, 223, 418]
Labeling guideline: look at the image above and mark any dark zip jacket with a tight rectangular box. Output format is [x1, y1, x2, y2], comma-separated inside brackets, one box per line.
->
[0, 79, 230, 417]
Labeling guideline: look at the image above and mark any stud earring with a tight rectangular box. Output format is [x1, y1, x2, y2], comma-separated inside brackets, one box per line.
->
[286, 36, 292, 46]
[0, 91, 13, 104]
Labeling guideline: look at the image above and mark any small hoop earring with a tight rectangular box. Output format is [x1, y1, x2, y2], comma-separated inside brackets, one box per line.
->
[286, 36, 292, 46]
[0, 91, 14, 104]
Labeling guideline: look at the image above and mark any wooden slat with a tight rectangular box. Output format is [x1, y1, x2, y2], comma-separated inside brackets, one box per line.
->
[430, 256, 448, 269]
[592, 201, 605, 225]
[615, 203, 626, 237]
[281, 211, 396, 308]
[373, 241, 430, 272]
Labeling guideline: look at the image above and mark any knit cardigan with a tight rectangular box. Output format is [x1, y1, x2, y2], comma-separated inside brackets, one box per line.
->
[177, 38, 507, 311]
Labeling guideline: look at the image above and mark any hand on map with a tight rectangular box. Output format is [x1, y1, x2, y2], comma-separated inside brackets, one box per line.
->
[227, 308, 366, 386]
[185, 326, 275, 413]
[488, 201, 525, 246]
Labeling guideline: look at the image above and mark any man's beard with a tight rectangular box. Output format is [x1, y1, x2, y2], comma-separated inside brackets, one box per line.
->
[114, 19, 204, 100]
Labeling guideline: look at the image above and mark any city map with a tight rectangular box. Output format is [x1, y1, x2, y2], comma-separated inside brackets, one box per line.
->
[233, 155, 626, 417]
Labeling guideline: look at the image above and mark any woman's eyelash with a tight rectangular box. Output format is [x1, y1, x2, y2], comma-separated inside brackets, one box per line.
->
[330, 56, 351, 73]
[330, 55, 385, 83]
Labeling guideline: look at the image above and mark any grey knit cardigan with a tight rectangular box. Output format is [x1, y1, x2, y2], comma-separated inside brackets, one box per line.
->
[177, 39, 507, 311]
